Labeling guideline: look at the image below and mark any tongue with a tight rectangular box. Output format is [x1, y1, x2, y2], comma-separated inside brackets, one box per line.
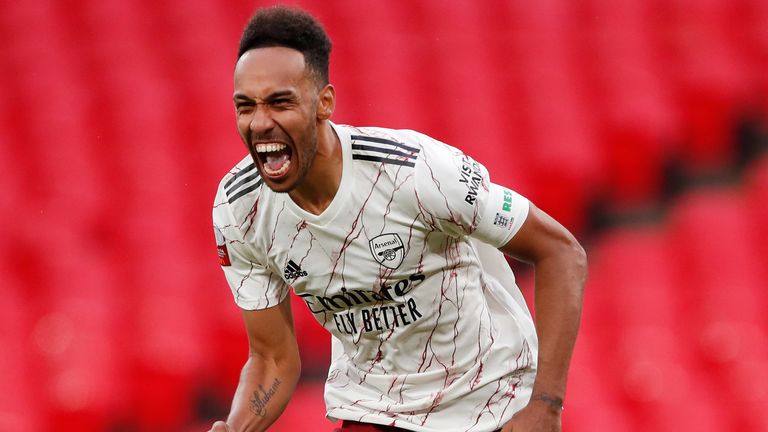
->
[265, 153, 290, 171]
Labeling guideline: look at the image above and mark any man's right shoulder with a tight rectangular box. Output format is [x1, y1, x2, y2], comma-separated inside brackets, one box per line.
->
[213, 155, 265, 224]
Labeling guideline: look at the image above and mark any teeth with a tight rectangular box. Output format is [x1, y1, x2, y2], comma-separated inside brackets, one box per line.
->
[255, 143, 287, 153]
[262, 159, 291, 176]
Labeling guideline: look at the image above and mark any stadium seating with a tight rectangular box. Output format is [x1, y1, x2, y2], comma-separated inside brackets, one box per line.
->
[746, 156, 768, 272]
[589, 227, 732, 430]
[563, 332, 634, 431]
[2, 0, 767, 430]
[655, 0, 752, 172]
[577, 0, 681, 208]
[0, 277, 46, 432]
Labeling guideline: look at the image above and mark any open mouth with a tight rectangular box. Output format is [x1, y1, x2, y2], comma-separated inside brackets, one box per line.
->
[254, 142, 292, 177]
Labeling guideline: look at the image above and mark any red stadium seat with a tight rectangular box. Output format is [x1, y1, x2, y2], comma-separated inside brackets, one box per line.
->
[731, 0, 768, 116]
[577, 0, 681, 208]
[668, 188, 768, 430]
[325, 1, 428, 130]
[2, 0, 766, 430]
[654, 0, 752, 172]
[27, 229, 130, 430]
[745, 156, 768, 277]
[0, 278, 46, 432]
[498, 0, 603, 234]
[669, 189, 767, 331]
[564, 331, 634, 432]
[740, 157, 768, 432]
[0, 91, 25, 217]
[589, 227, 733, 430]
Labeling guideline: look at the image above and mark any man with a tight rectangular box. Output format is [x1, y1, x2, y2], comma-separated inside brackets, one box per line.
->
[209, 6, 586, 432]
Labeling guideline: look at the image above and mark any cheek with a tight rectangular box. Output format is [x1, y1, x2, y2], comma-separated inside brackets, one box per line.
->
[300, 123, 318, 161]
[236, 117, 251, 137]
[279, 111, 310, 142]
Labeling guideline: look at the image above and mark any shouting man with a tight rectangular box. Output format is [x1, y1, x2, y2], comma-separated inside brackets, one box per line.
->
[210, 6, 586, 432]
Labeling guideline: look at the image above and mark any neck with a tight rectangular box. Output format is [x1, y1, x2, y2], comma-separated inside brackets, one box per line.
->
[289, 122, 342, 215]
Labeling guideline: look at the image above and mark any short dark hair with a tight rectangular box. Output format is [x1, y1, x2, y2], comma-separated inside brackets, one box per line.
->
[238, 6, 332, 85]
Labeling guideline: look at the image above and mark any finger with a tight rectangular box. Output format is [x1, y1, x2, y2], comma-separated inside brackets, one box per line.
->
[210, 420, 231, 432]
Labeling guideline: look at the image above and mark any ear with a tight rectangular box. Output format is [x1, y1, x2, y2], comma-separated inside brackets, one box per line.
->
[316, 84, 336, 120]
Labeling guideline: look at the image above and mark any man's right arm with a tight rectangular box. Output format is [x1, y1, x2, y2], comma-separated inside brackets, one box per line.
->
[209, 296, 301, 432]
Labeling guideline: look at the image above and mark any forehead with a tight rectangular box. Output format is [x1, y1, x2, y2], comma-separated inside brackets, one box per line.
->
[234, 47, 310, 96]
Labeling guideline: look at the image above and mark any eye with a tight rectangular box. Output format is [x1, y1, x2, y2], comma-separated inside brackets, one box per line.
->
[271, 98, 293, 108]
[236, 102, 255, 114]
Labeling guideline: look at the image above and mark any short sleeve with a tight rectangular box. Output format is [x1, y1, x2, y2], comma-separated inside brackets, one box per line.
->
[412, 133, 529, 247]
[213, 187, 289, 310]
[472, 183, 529, 247]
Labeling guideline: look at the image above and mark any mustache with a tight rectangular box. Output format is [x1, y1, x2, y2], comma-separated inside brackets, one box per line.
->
[250, 132, 290, 144]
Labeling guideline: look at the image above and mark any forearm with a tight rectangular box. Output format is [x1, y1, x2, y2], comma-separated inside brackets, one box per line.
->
[530, 243, 586, 407]
[226, 353, 301, 432]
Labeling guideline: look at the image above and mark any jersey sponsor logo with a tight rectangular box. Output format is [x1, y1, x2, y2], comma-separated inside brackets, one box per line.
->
[458, 155, 483, 205]
[302, 272, 426, 334]
[369, 233, 405, 269]
[298, 273, 425, 314]
[214, 225, 231, 266]
[502, 188, 513, 211]
[333, 298, 424, 335]
[493, 189, 515, 228]
[283, 260, 308, 279]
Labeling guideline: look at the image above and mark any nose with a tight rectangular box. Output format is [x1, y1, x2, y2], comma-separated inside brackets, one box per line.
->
[249, 104, 276, 135]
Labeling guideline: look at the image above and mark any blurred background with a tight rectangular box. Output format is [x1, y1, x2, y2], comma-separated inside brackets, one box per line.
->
[2, 0, 767, 430]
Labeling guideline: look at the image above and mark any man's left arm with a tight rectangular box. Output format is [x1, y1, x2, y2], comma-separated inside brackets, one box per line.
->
[499, 202, 587, 432]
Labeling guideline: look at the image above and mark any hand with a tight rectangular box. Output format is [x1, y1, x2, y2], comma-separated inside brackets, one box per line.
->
[207, 420, 232, 432]
[501, 400, 562, 432]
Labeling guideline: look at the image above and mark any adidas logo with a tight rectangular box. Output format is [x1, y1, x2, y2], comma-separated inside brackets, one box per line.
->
[284, 260, 308, 279]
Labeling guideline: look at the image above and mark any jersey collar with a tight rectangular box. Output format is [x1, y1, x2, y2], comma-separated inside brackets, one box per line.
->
[282, 122, 352, 225]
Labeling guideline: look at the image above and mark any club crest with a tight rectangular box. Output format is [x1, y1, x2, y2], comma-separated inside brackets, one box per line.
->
[369, 233, 405, 269]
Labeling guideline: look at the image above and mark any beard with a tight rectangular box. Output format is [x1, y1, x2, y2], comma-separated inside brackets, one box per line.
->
[247, 119, 318, 194]
[287, 120, 318, 192]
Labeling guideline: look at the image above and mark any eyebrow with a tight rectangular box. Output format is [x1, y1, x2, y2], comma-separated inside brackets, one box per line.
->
[233, 90, 297, 103]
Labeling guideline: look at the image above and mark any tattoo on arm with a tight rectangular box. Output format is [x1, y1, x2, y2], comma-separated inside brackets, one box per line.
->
[531, 393, 564, 411]
[249, 378, 282, 416]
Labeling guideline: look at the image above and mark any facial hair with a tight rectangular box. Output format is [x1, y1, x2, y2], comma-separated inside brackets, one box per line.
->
[247, 119, 319, 194]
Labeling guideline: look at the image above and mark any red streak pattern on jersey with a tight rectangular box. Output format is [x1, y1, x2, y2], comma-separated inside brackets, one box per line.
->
[213, 124, 536, 431]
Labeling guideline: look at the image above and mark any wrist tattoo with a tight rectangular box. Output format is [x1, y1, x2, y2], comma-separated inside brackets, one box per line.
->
[532, 393, 564, 411]
[250, 378, 282, 416]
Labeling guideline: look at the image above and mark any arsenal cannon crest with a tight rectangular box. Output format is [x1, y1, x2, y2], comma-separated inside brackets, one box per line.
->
[369, 233, 405, 270]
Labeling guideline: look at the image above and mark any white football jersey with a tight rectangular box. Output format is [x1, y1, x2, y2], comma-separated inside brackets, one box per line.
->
[213, 124, 538, 432]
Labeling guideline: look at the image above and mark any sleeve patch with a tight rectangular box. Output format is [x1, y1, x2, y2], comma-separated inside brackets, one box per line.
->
[473, 184, 530, 247]
[214, 225, 232, 266]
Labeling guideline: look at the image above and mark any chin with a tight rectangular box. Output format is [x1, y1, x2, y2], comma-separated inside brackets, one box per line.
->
[261, 178, 296, 194]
